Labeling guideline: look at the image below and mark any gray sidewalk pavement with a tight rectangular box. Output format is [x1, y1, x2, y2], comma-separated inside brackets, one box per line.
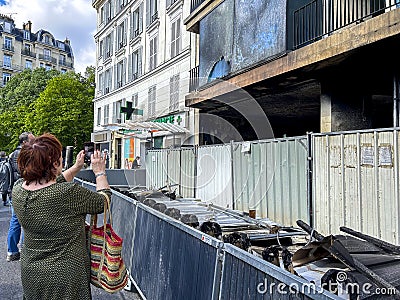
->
[0, 205, 141, 300]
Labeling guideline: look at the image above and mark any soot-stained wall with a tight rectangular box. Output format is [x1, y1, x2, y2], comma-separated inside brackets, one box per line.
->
[199, 0, 286, 86]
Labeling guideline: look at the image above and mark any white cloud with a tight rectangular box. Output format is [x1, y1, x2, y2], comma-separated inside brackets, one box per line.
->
[2, 0, 96, 74]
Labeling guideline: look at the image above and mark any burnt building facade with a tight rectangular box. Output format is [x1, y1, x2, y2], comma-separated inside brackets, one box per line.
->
[185, 0, 400, 143]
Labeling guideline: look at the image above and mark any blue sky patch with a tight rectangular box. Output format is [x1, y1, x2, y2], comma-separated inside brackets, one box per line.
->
[0, 0, 6, 6]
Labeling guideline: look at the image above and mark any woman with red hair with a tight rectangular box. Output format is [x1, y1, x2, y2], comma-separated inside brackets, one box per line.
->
[12, 133, 111, 300]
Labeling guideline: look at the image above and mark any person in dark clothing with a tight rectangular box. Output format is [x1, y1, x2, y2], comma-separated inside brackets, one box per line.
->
[6, 132, 34, 261]
[132, 156, 140, 169]
[0, 151, 9, 206]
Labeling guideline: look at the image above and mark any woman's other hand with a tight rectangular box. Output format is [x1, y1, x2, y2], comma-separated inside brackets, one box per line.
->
[74, 150, 85, 169]
[91, 150, 106, 175]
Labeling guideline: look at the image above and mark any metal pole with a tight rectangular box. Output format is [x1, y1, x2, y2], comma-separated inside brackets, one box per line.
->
[394, 74, 399, 127]
[306, 132, 313, 227]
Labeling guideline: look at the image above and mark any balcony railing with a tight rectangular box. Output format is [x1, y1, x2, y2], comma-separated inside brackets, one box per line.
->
[21, 49, 36, 58]
[2, 44, 14, 52]
[190, 0, 205, 13]
[0, 61, 22, 72]
[189, 65, 199, 92]
[39, 54, 57, 64]
[293, 0, 400, 49]
[59, 60, 73, 68]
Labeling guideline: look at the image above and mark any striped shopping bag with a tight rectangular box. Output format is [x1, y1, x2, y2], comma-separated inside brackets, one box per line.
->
[87, 192, 128, 293]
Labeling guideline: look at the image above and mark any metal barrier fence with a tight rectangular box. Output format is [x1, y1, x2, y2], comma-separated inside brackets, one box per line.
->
[220, 244, 339, 300]
[74, 178, 338, 299]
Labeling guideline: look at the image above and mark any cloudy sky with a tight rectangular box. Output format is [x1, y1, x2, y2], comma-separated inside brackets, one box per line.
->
[0, 0, 96, 74]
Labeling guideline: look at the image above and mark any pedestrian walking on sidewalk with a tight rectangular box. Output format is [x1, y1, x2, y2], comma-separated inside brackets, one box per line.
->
[0, 151, 10, 206]
[6, 132, 34, 262]
[12, 133, 111, 300]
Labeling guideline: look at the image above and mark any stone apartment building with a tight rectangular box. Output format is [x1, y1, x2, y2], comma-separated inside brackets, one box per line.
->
[91, 0, 197, 169]
[0, 14, 74, 86]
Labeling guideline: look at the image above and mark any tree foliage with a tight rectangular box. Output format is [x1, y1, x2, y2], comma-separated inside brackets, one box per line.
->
[26, 71, 94, 151]
[0, 67, 95, 154]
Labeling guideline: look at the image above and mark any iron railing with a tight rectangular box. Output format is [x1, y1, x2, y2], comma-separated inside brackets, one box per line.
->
[293, 0, 400, 49]
[189, 65, 199, 92]
[38, 54, 57, 64]
[21, 49, 36, 58]
[190, 0, 205, 13]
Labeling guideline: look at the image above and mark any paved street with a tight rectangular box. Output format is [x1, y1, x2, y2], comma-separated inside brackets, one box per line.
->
[0, 204, 141, 300]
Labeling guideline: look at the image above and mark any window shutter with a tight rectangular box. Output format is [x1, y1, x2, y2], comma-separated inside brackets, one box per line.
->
[138, 46, 142, 76]
[171, 21, 176, 57]
[132, 51, 138, 76]
[176, 17, 181, 55]
[112, 102, 117, 123]
[146, 0, 150, 26]
[139, 3, 144, 33]
[123, 58, 127, 85]
[128, 53, 132, 82]
[123, 20, 127, 45]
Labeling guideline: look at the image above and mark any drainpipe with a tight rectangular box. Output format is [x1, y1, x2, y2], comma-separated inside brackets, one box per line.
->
[306, 132, 313, 228]
[394, 74, 399, 127]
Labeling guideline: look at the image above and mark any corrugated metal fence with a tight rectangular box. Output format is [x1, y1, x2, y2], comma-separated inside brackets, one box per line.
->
[146, 137, 309, 227]
[145, 128, 400, 244]
[75, 178, 338, 300]
[313, 128, 400, 244]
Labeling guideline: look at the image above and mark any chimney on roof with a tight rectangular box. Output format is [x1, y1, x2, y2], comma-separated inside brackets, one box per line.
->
[64, 38, 70, 45]
[23, 20, 32, 32]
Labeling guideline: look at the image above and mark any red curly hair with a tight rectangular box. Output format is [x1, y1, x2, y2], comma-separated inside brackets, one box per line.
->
[18, 133, 62, 185]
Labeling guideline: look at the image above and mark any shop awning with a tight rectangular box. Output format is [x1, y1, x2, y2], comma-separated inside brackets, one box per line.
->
[124, 121, 189, 133]
[103, 121, 189, 134]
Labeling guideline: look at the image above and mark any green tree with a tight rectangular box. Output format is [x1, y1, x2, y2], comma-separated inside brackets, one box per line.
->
[0, 68, 60, 113]
[26, 71, 94, 151]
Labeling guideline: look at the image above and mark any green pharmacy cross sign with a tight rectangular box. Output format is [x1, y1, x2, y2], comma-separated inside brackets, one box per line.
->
[120, 101, 143, 119]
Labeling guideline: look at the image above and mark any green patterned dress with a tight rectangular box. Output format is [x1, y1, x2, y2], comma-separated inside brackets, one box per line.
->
[12, 175, 111, 300]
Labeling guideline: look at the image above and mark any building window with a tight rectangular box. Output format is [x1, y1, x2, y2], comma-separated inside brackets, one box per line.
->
[104, 104, 109, 125]
[100, 6, 105, 25]
[4, 37, 12, 51]
[40, 62, 44, 68]
[146, 0, 158, 26]
[44, 35, 50, 44]
[25, 60, 32, 69]
[58, 41, 65, 51]
[60, 69, 67, 74]
[99, 40, 103, 59]
[45, 64, 52, 71]
[116, 59, 126, 88]
[148, 85, 156, 117]
[2, 72, 11, 85]
[130, 4, 143, 39]
[23, 30, 30, 40]
[129, 47, 142, 81]
[104, 32, 113, 59]
[98, 73, 104, 95]
[113, 100, 123, 123]
[4, 22, 11, 33]
[59, 54, 66, 66]
[170, 17, 181, 58]
[104, 0, 113, 24]
[24, 44, 31, 53]
[117, 19, 127, 50]
[44, 49, 51, 60]
[104, 68, 112, 94]
[3, 55, 11, 68]
[169, 74, 179, 112]
[97, 107, 102, 125]
[149, 35, 157, 71]
[118, 0, 127, 11]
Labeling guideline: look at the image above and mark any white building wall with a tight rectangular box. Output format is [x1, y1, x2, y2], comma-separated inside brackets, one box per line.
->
[92, 0, 197, 167]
